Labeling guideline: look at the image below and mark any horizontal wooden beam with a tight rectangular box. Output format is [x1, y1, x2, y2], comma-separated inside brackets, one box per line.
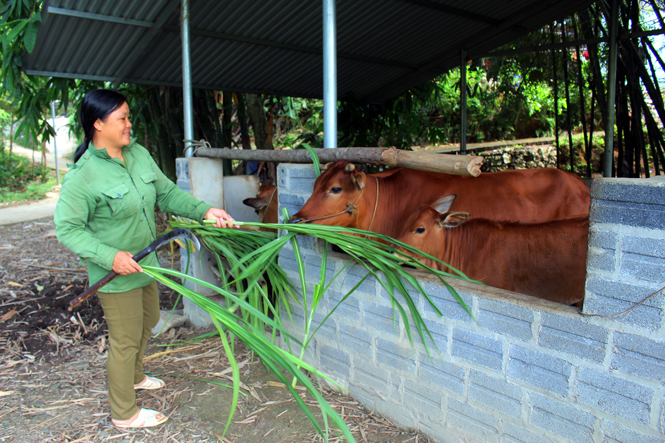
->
[196, 147, 483, 177]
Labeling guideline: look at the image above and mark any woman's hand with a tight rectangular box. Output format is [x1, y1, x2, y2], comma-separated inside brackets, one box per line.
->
[204, 207, 235, 228]
[112, 251, 143, 275]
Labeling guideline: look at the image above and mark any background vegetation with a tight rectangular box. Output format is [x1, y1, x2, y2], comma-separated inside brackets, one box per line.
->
[2, 0, 664, 186]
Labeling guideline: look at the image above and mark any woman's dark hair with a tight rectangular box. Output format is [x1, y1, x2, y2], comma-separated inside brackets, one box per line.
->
[73, 89, 128, 162]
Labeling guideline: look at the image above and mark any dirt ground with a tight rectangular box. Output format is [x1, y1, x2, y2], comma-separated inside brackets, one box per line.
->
[0, 215, 433, 443]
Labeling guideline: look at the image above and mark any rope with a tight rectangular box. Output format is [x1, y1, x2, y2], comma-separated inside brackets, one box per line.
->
[365, 176, 379, 235]
[185, 139, 212, 157]
[581, 285, 664, 319]
[294, 172, 368, 224]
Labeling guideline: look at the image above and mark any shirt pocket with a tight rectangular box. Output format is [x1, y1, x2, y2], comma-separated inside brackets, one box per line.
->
[140, 172, 157, 207]
[102, 184, 132, 219]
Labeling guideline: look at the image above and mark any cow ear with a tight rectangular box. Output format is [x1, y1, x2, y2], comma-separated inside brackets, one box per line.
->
[438, 212, 470, 228]
[431, 194, 456, 214]
[351, 170, 366, 190]
[243, 196, 268, 210]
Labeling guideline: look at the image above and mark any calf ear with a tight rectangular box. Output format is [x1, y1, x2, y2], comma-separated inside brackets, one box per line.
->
[438, 211, 470, 228]
[350, 170, 366, 190]
[243, 196, 268, 210]
[431, 194, 457, 214]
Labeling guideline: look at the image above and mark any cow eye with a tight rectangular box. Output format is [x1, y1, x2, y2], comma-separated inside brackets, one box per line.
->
[330, 187, 342, 194]
[415, 227, 425, 234]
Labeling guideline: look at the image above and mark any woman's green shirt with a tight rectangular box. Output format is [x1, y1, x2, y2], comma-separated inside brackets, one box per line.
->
[54, 141, 212, 292]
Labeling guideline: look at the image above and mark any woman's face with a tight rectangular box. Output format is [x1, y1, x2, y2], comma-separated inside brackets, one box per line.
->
[96, 102, 132, 149]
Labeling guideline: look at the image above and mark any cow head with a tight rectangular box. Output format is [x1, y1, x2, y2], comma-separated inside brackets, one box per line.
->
[395, 194, 469, 260]
[243, 184, 278, 232]
[289, 160, 366, 226]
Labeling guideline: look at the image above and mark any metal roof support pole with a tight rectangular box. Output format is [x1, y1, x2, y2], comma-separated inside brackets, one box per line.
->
[51, 101, 60, 186]
[182, 0, 195, 158]
[460, 47, 467, 155]
[604, 0, 619, 176]
[323, 0, 337, 149]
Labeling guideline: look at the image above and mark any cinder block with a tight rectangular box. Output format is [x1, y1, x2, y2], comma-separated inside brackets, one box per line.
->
[180, 246, 221, 297]
[623, 235, 665, 258]
[183, 295, 224, 328]
[403, 378, 443, 412]
[280, 163, 317, 179]
[310, 311, 337, 341]
[587, 228, 618, 250]
[529, 393, 595, 442]
[320, 345, 351, 378]
[421, 317, 448, 354]
[468, 370, 523, 418]
[586, 247, 617, 272]
[326, 289, 361, 323]
[576, 367, 653, 426]
[339, 263, 377, 295]
[507, 346, 571, 396]
[478, 298, 534, 342]
[352, 356, 391, 397]
[621, 252, 665, 283]
[374, 396, 417, 429]
[446, 398, 500, 442]
[600, 418, 663, 443]
[589, 199, 665, 230]
[611, 332, 665, 381]
[418, 355, 465, 396]
[363, 300, 401, 336]
[338, 325, 373, 357]
[500, 421, 556, 443]
[538, 313, 608, 363]
[376, 338, 416, 373]
[584, 278, 663, 330]
[348, 384, 377, 411]
[451, 328, 503, 371]
[421, 281, 473, 323]
[289, 177, 316, 195]
[590, 177, 665, 206]
[279, 193, 306, 207]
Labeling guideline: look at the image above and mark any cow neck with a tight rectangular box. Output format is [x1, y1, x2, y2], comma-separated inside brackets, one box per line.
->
[260, 187, 278, 223]
[364, 176, 380, 234]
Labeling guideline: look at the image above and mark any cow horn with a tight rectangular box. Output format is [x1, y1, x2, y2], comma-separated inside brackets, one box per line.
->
[321, 162, 332, 172]
[345, 163, 356, 172]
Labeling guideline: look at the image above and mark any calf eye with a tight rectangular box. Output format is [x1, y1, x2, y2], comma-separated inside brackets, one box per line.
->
[415, 227, 425, 234]
[330, 187, 342, 194]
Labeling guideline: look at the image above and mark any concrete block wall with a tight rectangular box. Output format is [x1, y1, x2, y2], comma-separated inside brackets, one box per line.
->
[276, 164, 665, 443]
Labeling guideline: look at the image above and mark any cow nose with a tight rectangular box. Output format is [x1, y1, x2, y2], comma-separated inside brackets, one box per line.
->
[288, 216, 302, 224]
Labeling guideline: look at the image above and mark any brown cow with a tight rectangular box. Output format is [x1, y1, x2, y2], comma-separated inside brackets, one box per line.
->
[288, 160, 590, 239]
[243, 184, 278, 232]
[395, 194, 588, 305]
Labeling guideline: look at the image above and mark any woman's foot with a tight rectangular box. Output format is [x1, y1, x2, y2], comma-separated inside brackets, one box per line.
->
[134, 375, 165, 390]
[112, 408, 168, 428]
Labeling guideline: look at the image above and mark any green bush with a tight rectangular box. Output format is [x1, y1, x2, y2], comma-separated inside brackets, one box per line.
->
[0, 149, 52, 202]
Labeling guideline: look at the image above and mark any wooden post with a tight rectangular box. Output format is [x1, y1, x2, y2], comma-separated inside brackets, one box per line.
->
[195, 147, 483, 177]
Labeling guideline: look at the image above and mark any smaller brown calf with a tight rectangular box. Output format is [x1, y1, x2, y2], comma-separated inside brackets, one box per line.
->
[396, 195, 589, 305]
[243, 185, 278, 232]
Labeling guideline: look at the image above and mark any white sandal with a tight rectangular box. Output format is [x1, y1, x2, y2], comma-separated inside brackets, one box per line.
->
[134, 375, 165, 390]
[113, 408, 168, 428]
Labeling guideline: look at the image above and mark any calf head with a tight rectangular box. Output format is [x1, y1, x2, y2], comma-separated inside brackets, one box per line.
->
[396, 194, 470, 259]
[288, 160, 366, 226]
[243, 184, 278, 232]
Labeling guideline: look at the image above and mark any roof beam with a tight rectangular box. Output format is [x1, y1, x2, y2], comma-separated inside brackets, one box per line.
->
[161, 26, 419, 70]
[400, 0, 500, 26]
[46, 6, 153, 28]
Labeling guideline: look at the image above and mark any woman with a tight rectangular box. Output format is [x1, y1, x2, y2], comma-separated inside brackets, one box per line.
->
[54, 89, 234, 428]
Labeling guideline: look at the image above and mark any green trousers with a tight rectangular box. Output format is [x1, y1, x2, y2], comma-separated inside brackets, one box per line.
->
[98, 281, 160, 420]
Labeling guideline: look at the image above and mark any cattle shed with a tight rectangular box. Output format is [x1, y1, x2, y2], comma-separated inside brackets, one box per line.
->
[24, 0, 665, 441]
[178, 160, 665, 443]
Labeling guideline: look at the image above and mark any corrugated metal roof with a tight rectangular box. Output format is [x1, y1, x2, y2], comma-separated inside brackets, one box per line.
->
[24, 0, 595, 102]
